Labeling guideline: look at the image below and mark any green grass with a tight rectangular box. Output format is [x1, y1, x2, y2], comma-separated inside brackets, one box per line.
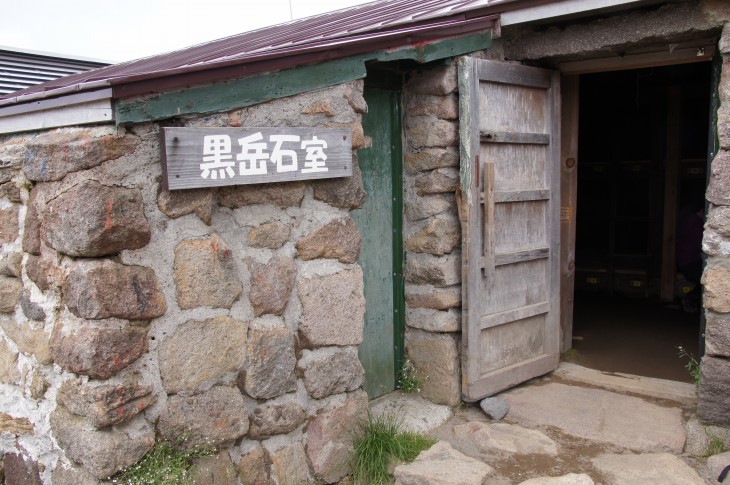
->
[397, 359, 422, 394]
[111, 439, 212, 485]
[705, 431, 730, 457]
[351, 412, 435, 484]
[677, 346, 701, 386]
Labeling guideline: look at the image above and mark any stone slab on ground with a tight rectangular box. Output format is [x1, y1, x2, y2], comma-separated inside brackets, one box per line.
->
[393, 441, 493, 485]
[502, 382, 686, 453]
[480, 396, 509, 420]
[708, 451, 730, 483]
[370, 392, 452, 435]
[453, 422, 558, 456]
[591, 453, 705, 485]
[518, 473, 594, 485]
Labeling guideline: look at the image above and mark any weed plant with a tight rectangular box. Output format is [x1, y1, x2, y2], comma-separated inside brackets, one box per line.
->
[351, 412, 435, 484]
[677, 346, 701, 386]
[705, 431, 730, 457]
[111, 439, 211, 485]
[397, 359, 422, 394]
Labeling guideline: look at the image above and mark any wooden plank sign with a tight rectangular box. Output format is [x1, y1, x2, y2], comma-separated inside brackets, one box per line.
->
[161, 127, 352, 190]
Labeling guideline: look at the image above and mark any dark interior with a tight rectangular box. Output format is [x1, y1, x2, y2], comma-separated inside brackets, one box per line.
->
[570, 62, 712, 382]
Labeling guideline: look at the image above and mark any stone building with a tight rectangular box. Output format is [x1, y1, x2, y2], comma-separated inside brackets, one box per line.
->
[0, 0, 728, 483]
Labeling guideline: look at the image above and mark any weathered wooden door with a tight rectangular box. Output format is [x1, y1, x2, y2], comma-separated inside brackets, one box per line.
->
[459, 58, 561, 400]
[353, 86, 404, 398]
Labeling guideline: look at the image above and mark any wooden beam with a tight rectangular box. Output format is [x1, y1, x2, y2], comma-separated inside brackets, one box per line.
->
[559, 75, 579, 352]
[116, 32, 492, 125]
[661, 86, 681, 301]
[0, 98, 113, 134]
[559, 45, 715, 75]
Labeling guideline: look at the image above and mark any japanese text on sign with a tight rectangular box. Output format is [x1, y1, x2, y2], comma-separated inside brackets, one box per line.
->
[161, 127, 352, 190]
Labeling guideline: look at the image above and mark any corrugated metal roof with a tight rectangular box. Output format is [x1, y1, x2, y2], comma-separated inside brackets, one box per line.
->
[0, 0, 520, 105]
[0, 48, 107, 97]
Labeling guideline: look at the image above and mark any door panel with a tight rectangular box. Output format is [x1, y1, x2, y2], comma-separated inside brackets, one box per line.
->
[459, 58, 561, 401]
[353, 86, 404, 398]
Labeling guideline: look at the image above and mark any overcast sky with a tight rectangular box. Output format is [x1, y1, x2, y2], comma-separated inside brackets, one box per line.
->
[1, 0, 374, 63]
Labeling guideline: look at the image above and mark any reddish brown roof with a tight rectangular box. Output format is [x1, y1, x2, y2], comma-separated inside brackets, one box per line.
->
[0, 0, 522, 104]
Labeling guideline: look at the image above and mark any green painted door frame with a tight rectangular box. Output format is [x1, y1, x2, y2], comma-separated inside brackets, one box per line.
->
[353, 84, 404, 398]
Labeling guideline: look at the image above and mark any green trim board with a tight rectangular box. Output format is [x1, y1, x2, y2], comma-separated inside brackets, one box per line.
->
[115, 32, 491, 124]
[353, 85, 404, 398]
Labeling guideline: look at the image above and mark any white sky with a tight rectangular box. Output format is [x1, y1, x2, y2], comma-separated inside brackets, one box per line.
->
[0, 0, 374, 63]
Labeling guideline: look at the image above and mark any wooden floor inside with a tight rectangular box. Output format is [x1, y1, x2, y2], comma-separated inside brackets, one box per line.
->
[568, 292, 701, 383]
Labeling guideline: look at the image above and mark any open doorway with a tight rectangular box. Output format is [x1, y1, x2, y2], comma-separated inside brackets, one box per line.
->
[569, 62, 712, 383]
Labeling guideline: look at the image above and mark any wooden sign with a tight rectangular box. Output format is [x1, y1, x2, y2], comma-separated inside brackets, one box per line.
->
[161, 127, 352, 190]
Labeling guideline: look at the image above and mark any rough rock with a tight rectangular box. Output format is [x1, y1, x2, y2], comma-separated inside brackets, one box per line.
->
[269, 442, 312, 484]
[64, 259, 166, 320]
[0, 251, 22, 277]
[405, 252, 461, 288]
[707, 206, 730, 237]
[406, 65, 458, 96]
[0, 413, 33, 435]
[240, 323, 296, 399]
[0, 276, 21, 313]
[707, 451, 730, 484]
[0, 204, 19, 244]
[405, 148, 459, 174]
[296, 217, 361, 264]
[518, 474, 594, 485]
[370, 392, 453, 434]
[298, 346, 364, 399]
[405, 94, 458, 120]
[415, 168, 459, 195]
[0, 135, 27, 183]
[50, 319, 148, 379]
[683, 415, 730, 456]
[298, 267, 365, 348]
[699, 355, 730, 425]
[28, 369, 49, 399]
[51, 462, 99, 485]
[405, 330, 460, 406]
[159, 316, 247, 395]
[708, 150, 730, 205]
[51, 406, 154, 480]
[23, 129, 137, 182]
[406, 308, 461, 333]
[407, 117, 458, 149]
[313, 155, 367, 209]
[237, 445, 270, 485]
[190, 452, 238, 485]
[173, 235, 242, 309]
[218, 181, 305, 208]
[405, 218, 460, 255]
[480, 396, 510, 421]
[248, 256, 296, 316]
[56, 376, 156, 428]
[0, 317, 51, 364]
[704, 263, 730, 313]
[25, 255, 54, 292]
[157, 187, 214, 225]
[503, 382, 687, 452]
[19, 292, 46, 321]
[306, 391, 368, 483]
[453, 422, 558, 455]
[591, 452, 705, 485]
[157, 386, 249, 450]
[0, 338, 20, 385]
[394, 441, 493, 485]
[3, 454, 42, 485]
[406, 194, 456, 222]
[22, 185, 41, 255]
[248, 220, 291, 249]
[706, 311, 730, 357]
[43, 181, 151, 257]
[406, 285, 461, 310]
[0, 181, 21, 202]
[248, 397, 307, 439]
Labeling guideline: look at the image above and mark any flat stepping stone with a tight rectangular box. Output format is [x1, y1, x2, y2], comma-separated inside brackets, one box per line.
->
[518, 473, 594, 485]
[707, 451, 730, 483]
[503, 382, 686, 452]
[394, 441, 493, 485]
[453, 422, 558, 455]
[591, 453, 705, 485]
[370, 392, 452, 435]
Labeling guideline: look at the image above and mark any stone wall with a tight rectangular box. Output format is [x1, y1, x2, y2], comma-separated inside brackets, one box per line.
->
[402, 63, 463, 406]
[699, 22, 730, 426]
[0, 81, 371, 484]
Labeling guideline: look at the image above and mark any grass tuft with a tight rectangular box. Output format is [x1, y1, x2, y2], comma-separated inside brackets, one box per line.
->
[705, 431, 730, 457]
[351, 412, 435, 484]
[111, 439, 212, 485]
[677, 346, 701, 386]
[397, 359, 422, 394]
